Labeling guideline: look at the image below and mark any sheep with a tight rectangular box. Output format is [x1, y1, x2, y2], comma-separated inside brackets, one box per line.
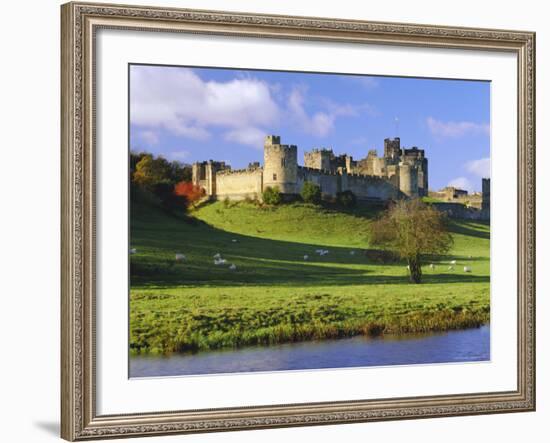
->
[429, 263, 435, 270]
[450, 260, 457, 265]
[231, 239, 238, 243]
[213, 253, 222, 259]
[464, 266, 472, 273]
[303, 255, 309, 261]
[214, 258, 227, 266]
[229, 264, 237, 270]
[175, 253, 186, 261]
[129, 248, 137, 255]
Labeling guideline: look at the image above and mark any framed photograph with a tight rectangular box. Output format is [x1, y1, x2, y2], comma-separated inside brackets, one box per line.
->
[61, 1, 536, 440]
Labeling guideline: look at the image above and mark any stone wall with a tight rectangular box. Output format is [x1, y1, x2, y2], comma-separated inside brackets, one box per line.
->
[345, 174, 400, 200]
[214, 169, 263, 200]
[297, 167, 340, 197]
[432, 202, 490, 221]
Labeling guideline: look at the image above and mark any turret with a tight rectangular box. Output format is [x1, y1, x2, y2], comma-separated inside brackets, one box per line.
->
[384, 137, 402, 161]
[399, 163, 419, 198]
[263, 135, 298, 194]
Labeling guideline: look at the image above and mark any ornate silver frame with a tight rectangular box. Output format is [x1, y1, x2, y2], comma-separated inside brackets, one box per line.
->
[61, 2, 536, 440]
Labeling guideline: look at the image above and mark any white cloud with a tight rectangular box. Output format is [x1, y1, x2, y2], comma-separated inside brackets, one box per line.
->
[353, 76, 379, 89]
[288, 87, 334, 137]
[448, 177, 473, 192]
[130, 66, 279, 145]
[138, 130, 159, 146]
[427, 117, 490, 139]
[288, 87, 362, 137]
[166, 150, 190, 161]
[224, 127, 265, 148]
[466, 157, 490, 178]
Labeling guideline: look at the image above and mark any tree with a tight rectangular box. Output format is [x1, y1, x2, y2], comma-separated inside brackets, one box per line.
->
[301, 181, 321, 204]
[262, 186, 282, 205]
[174, 181, 205, 208]
[132, 154, 172, 189]
[369, 199, 453, 283]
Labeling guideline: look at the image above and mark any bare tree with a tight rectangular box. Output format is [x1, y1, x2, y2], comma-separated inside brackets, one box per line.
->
[370, 199, 453, 283]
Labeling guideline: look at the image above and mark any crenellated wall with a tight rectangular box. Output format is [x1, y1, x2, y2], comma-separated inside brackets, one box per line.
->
[345, 173, 400, 200]
[297, 167, 340, 196]
[214, 169, 263, 200]
[192, 134, 429, 203]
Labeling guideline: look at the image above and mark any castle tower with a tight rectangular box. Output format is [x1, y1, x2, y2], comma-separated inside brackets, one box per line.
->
[384, 137, 402, 162]
[263, 135, 298, 194]
[304, 148, 332, 171]
[398, 163, 419, 198]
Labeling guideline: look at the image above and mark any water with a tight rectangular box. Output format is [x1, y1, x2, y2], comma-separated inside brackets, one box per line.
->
[129, 325, 490, 378]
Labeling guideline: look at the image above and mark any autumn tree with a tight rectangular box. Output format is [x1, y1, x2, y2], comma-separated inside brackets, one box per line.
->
[369, 199, 453, 283]
[174, 181, 205, 208]
[132, 154, 172, 189]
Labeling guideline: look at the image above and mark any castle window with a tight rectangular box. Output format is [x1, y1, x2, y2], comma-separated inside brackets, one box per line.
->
[273, 173, 277, 181]
[281, 158, 286, 167]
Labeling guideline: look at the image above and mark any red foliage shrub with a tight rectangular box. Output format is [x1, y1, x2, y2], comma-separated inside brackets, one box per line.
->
[174, 181, 205, 206]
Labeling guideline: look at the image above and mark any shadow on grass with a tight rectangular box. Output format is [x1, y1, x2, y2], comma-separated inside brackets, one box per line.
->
[130, 211, 489, 289]
[448, 219, 490, 240]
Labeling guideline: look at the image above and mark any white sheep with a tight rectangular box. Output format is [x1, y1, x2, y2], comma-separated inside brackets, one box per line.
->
[303, 255, 309, 260]
[214, 258, 227, 266]
[429, 263, 435, 270]
[229, 264, 237, 270]
[450, 260, 457, 265]
[213, 253, 221, 259]
[231, 239, 238, 243]
[129, 248, 137, 255]
[464, 266, 472, 273]
[175, 253, 186, 261]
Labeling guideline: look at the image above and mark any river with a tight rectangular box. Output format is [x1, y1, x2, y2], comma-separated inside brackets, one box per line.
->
[130, 325, 489, 377]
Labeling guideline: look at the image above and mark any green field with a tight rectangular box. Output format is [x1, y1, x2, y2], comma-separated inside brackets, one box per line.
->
[130, 200, 490, 355]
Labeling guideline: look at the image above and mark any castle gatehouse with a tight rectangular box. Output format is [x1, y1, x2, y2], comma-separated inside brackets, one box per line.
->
[192, 135, 429, 202]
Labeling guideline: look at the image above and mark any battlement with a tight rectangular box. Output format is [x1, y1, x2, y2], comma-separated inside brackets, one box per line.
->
[194, 133, 429, 202]
[264, 135, 281, 145]
[298, 166, 341, 176]
[403, 147, 425, 159]
[217, 167, 263, 176]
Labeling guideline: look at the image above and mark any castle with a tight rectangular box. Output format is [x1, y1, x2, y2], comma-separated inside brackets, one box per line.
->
[192, 135, 429, 202]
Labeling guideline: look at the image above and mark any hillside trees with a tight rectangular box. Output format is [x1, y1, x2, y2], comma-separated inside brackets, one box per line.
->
[131, 152, 195, 213]
[174, 181, 205, 208]
[369, 199, 453, 283]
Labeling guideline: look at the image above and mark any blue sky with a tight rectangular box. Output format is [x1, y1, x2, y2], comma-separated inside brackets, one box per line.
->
[130, 64, 490, 192]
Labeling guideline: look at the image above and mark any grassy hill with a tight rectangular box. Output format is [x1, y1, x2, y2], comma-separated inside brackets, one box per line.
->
[130, 200, 490, 355]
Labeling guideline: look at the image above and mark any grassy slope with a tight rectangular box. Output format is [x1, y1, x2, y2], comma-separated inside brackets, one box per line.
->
[130, 201, 490, 354]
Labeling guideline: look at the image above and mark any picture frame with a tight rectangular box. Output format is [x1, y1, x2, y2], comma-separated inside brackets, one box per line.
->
[61, 1, 536, 440]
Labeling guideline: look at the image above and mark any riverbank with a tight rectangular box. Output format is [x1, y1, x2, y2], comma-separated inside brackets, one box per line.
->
[130, 201, 490, 356]
[130, 325, 490, 377]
